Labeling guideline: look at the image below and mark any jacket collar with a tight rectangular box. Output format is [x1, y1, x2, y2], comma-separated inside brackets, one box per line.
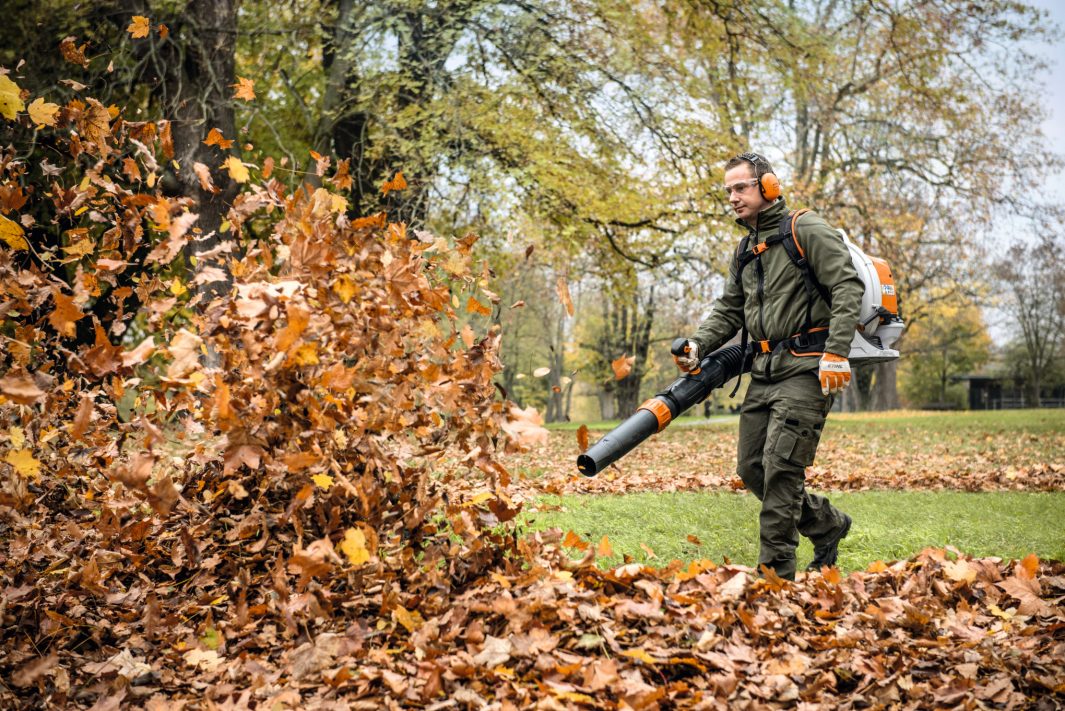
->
[735, 198, 787, 234]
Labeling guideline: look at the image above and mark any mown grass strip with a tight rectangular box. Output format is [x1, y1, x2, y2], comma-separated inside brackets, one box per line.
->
[521, 490, 1065, 572]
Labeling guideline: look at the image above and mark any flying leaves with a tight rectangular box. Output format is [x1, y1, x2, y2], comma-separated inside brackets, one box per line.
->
[203, 127, 234, 150]
[0, 214, 27, 250]
[576, 424, 589, 453]
[59, 37, 90, 68]
[611, 353, 635, 380]
[0, 75, 24, 120]
[47, 289, 85, 338]
[381, 171, 407, 196]
[0, 373, 45, 404]
[222, 155, 249, 183]
[127, 15, 151, 38]
[27, 97, 59, 128]
[231, 76, 256, 101]
[556, 276, 574, 317]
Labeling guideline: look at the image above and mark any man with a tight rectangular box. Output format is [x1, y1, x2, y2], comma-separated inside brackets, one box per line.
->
[675, 152, 861, 580]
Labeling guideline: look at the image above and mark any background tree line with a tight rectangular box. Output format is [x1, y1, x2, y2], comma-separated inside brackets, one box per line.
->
[2, 0, 1062, 419]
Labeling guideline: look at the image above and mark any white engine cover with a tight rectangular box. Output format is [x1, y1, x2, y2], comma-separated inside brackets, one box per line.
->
[836, 230, 903, 363]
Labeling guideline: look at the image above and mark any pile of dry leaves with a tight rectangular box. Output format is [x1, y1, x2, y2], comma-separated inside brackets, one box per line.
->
[503, 424, 1065, 498]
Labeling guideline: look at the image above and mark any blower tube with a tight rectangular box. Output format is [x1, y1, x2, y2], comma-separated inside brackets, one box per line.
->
[575, 340, 751, 476]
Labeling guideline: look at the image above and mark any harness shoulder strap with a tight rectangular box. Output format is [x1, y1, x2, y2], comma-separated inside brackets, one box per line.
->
[779, 209, 833, 306]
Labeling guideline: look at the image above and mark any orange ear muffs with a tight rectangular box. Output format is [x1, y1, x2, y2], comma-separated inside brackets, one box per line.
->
[759, 172, 781, 201]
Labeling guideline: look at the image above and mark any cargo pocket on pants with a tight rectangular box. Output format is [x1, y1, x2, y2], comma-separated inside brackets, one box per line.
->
[772, 411, 825, 468]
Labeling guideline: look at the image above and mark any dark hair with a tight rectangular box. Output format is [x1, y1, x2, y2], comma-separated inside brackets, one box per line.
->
[725, 152, 773, 179]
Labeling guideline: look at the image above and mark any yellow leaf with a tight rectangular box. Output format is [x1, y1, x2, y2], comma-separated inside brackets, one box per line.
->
[290, 342, 319, 366]
[467, 491, 494, 506]
[170, 279, 188, 297]
[555, 691, 596, 704]
[989, 604, 1013, 620]
[5, 448, 41, 479]
[329, 193, 348, 213]
[62, 238, 95, 259]
[127, 15, 151, 38]
[27, 97, 60, 127]
[9, 427, 25, 448]
[339, 527, 370, 565]
[0, 214, 28, 250]
[493, 665, 516, 679]
[333, 275, 357, 304]
[621, 649, 657, 665]
[223, 155, 249, 183]
[0, 75, 24, 120]
[231, 76, 256, 101]
[311, 473, 333, 490]
[392, 604, 424, 633]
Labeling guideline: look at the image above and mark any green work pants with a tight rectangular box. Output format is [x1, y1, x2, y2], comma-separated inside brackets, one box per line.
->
[737, 372, 847, 580]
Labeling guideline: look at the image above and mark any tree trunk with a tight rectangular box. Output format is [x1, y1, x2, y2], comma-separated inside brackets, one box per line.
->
[611, 290, 655, 418]
[165, 0, 241, 293]
[873, 360, 899, 410]
[597, 390, 617, 421]
[544, 309, 567, 423]
[853, 363, 875, 411]
[314, 0, 380, 215]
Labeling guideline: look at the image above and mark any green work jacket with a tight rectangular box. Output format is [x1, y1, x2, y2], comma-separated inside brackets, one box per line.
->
[691, 199, 863, 382]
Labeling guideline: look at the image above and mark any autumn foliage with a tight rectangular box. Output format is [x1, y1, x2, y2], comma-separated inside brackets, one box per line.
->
[1, 58, 1063, 710]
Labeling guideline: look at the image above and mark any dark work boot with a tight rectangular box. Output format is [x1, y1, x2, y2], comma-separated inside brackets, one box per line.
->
[807, 513, 852, 571]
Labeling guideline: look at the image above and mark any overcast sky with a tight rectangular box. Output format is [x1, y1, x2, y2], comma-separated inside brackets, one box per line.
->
[1029, 0, 1065, 195]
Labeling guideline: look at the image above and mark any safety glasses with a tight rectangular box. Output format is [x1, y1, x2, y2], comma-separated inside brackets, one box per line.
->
[722, 178, 759, 196]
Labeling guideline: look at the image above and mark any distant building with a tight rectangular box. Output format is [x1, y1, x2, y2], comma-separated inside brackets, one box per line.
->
[952, 374, 1065, 410]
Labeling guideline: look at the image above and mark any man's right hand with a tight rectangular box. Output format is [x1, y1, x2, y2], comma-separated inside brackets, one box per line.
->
[673, 339, 700, 372]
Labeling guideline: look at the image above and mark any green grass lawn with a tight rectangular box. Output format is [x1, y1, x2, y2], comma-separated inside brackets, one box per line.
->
[552, 408, 1065, 434]
[521, 490, 1065, 572]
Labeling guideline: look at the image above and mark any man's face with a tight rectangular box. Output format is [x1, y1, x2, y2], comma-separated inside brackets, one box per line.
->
[724, 163, 771, 222]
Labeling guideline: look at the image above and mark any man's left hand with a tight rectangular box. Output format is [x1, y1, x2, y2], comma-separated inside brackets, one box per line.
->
[818, 353, 851, 395]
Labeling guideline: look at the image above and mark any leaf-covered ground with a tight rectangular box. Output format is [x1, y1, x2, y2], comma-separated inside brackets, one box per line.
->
[3, 411, 1064, 708]
[503, 410, 1065, 498]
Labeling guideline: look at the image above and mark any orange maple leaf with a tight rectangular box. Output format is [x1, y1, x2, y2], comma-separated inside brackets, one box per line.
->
[127, 15, 151, 38]
[611, 354, 635, 380]
[331, 159, 353, 190]
[231, 77, 256, 101]
[381, 171, 407, 196]
[203, 127, 234, 150]
[48, 288, 85, 338]
[466, 296, 491, 317]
